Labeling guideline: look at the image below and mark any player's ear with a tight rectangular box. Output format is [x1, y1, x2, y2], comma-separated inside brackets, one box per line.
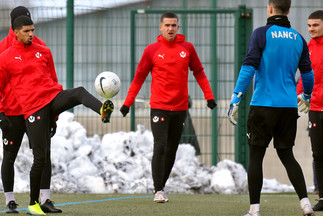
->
[286, 9, 290, 15]
[14, 29, 19, 36]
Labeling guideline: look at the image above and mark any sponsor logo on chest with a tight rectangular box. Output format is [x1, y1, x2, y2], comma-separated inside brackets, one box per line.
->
[14, 55, 22, 60]
[14, 51, 43, 61]
[156, 51, 187, 60]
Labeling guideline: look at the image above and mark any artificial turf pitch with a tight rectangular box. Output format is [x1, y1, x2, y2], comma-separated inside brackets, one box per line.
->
[0, 193, 321, 215]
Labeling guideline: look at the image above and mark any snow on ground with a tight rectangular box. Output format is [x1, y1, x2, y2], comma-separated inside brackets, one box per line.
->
[0, 112, 295, 194]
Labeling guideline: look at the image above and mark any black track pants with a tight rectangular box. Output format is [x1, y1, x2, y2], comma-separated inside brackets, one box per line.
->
[1, 115, 25, 192]
[25, 104, 51, 205]
[2, 115, 53, 193]
[49, 87, 102, 116]
[150, 109, 186, 192]
[309, 111, 323, 199]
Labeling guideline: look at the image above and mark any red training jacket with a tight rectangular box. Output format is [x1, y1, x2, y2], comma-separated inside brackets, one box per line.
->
[297, 36, 323, 111]
[124, 34, 214, 111]
[0, 38, 63, 119]
[0, 27, 46, 116]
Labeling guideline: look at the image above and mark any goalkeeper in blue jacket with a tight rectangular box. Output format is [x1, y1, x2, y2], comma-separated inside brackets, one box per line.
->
[227, 0, 314, 216]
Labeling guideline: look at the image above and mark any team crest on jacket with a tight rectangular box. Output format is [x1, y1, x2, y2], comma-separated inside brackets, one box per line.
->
[153, 116, 159, 123]
[3, 138, 8, 145]
[28, 115, 35, 123]
[35, 52, 42, 58]
[180, 51, 186, 58]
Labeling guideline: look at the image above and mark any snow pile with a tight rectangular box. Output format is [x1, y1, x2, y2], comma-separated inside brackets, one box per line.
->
[0, 112, 294, 194]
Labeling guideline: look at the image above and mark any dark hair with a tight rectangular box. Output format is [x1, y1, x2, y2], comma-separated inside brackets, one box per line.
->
[10, 6, 31, 27]
[268, 0, 291, 14]
[160, 12, 178, 23]
[12, 15, 33, 30]
[309, 10, 323, 20]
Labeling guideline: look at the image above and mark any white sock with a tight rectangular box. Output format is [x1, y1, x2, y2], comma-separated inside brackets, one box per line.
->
[40, 189, 50, 205]
[300, 197, 311, 209]
[249, 204, 260, 213]
[4, 192, 15, 205]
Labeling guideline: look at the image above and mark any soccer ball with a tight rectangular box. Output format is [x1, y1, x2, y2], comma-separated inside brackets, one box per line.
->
[94, 71, 121, 98]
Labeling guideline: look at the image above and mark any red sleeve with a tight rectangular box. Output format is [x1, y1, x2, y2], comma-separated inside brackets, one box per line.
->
[188, 44, 214, 100]
[296, 77, 303, 95]
[0, 58, 9, 112]
[123, 46, 153, 107]
[47, 51, 59, 83]
[0, 96, 4, 113]
[194, 70, 214, 100]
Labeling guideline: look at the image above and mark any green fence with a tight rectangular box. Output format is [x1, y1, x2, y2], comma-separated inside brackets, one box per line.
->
[0, 3, 252, 168]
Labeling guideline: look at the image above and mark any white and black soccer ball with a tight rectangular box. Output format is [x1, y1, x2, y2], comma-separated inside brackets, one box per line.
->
[94, 71, 121, 98]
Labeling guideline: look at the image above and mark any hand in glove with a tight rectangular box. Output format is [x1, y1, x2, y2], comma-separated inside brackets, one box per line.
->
[207, 99, 217, 110]
[297, 93, 311, 114]
[227, 92, 242, 125]
[120, 105, 130, 117]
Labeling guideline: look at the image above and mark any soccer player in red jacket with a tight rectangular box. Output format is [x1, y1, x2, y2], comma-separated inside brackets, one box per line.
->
[0, 15, 113, 215]
[0, 6, 61, 214]
[297, 10, 323, 212]
[120, 12, 216, 203]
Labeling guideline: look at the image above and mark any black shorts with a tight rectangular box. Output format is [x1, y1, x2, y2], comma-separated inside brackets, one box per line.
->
[247, 106, 298, 149]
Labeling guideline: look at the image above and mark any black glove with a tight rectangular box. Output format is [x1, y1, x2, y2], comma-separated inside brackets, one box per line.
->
[207, 99, 217, 110]
[120, 105, 130, 117]
[188, 95, 192, 109]
[49, 115, 58, 138]
[0, 112, 12, 134]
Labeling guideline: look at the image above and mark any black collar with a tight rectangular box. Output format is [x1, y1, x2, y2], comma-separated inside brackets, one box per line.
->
[266, 15, 291, 28]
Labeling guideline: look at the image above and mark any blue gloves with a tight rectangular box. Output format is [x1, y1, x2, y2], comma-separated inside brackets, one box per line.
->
[227, 92, 242, 125]
[297, 92, 311, 113]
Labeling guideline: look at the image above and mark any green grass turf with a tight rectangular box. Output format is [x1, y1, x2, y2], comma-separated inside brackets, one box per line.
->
[1, 193, 322, 215]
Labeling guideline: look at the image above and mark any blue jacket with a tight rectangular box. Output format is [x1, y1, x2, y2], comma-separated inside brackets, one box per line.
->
[234, 16, 314, 108]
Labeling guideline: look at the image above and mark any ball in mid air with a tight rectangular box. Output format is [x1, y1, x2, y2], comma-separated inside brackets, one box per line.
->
[94, 71, 121, 98]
